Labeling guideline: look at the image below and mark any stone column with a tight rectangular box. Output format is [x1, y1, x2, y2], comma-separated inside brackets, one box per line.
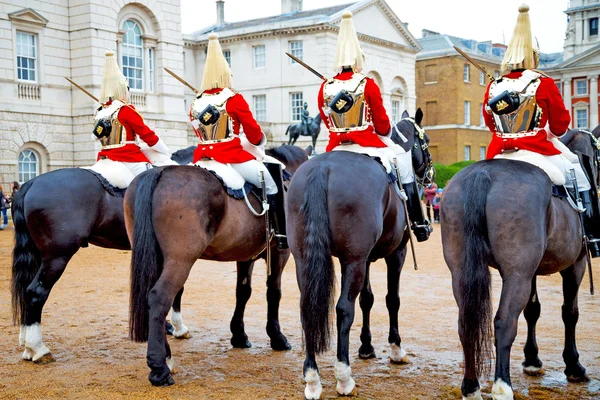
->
[563, 79, 572, 128]
[589, 76, 598, 128]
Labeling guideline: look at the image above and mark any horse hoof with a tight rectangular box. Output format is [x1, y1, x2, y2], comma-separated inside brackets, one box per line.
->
[165, 322, 175, 336]
[358, 344, 376, 359]
[270, 336, 292, 351]
[338, 387, 358, 397]
[390, 355, 409, 365]
[149, 372, 175, 387]
[21, 348, 33, 361]
[174, 331, 191, 340]
[231, 336, 252, 349]
[567, 373, 590, 383]
[33, 353, 55, 364]
[523, 365, 544, 376]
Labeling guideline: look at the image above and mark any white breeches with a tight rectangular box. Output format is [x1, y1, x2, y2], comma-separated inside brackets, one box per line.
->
[121, 162, 152, 177]
[230, 160, 277, 195]
[546, 154, 591, 191]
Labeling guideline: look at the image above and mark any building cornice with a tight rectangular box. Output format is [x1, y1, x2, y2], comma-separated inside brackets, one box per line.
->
[417, 53, 501, 67]
[184, 23, 419, 53]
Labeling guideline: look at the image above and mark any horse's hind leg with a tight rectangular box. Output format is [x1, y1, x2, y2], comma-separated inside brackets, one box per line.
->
[335, 259, 367, 396]
[385, 245, 409, 364]
[22, 254, 72, 363]
[522, 276, 544, 375]
[358, 262, 375, 359]
[169, 287, 190, 339]
[266, 249, 291, 350]
[492, 275, 534, 399]
[561, 261, 589, 382]
[230, 260, 255, 348]
[146, 260, 192, 386]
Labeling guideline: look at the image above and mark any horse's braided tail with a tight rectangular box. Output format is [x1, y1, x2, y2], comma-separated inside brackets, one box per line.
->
[461, 168, 493, 378]
[299, 163, 334, 355]
[11, 179, 41, 326]
[129, 168, 165, 343]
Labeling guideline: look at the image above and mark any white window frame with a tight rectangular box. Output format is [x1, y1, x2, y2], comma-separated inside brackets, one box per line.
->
[576, 108, 589, 128]
[590, 17, 599, 36]
[479, 71, 485, 85]
[463, 64, 470, 82]
[253, 45, 266, 69]
[16, 31, 37, 82]
[574, 79, 588, 96]
[289, 40, 303, 63]
[148, 47, 155, 92]
[122, 20, 144, 91]
[290, 92, 303, 121]
[479, 103, 484, 126]
[480, 146, 486, 160]
[464, 101, 471, 126]
[18, 149, 39, 183]
[223, 49, 231, 66]
[391, 99, 400, 124]
[464, 145, 471, 161]
[253, 94, 267, 122]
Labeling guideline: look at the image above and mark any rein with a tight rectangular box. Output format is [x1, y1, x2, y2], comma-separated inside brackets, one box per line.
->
[401, 117, 434, 186]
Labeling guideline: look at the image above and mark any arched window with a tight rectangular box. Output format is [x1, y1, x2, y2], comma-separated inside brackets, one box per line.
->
[122, 20, 143, 90]
[18, 149, 39, 183]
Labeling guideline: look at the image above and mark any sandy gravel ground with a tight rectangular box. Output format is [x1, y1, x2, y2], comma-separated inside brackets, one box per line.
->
[0, 224, 598, 399]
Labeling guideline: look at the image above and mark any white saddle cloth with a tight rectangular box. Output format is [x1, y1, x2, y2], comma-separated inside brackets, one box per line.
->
[82, 159, 137, 189]
[494, 150, 590, 191]
[332, 142, 414, 184]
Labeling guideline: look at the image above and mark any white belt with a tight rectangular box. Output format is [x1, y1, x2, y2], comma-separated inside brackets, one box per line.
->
[102, 140, 137, 150]
[496, 131, 538, 139]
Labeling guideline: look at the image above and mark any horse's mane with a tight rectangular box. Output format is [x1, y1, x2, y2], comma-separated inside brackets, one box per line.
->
[266, 145, 308, 165]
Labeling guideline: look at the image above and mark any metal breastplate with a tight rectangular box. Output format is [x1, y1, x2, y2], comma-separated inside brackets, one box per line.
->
[191, 88, 236, 143]
[489, 73, 542, 135]
[322, 74, 368, 132]
[94, 102, 130, 150]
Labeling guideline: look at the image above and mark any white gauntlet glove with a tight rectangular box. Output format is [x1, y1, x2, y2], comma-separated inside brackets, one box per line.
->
[150, 138, 170, 156]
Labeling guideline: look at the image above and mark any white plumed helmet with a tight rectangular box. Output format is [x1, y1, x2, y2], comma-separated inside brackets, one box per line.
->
[201, 32, 233, 91]
[501, 4, 539, 71]
[334, 11, 365, 73]
[99, 50, 129, 103]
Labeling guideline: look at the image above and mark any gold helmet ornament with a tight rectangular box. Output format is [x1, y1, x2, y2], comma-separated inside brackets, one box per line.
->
[502, 4, 539, 71]
[201, 32, 233, 91]
[334, 11, 365, 73]
[99, 50, 129, 104]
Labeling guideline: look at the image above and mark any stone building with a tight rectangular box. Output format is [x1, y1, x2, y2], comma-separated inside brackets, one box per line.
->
[416, 30, 505, 165]
[543, 0, 600, 130]
[182, 0, 420, 151]
[0, 0, 187, 188]
[0, 0, 418, 188]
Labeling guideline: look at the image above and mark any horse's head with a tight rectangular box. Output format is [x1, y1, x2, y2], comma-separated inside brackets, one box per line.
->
[265, 144, 312, 175]
[392, 109, 435, 186]
[562, 128, 600, 186]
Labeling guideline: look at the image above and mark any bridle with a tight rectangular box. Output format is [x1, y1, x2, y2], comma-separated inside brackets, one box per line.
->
[581, 129, 600, 187]
[400, 117, 435, 186]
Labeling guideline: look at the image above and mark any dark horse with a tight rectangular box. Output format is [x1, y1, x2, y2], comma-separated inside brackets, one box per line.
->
[286, 113, 322, 152]
[440, 128, 599, 399]
[125, 145, 311, 386]
[11, 147, 196, 364]
[286, 110, 434, 398]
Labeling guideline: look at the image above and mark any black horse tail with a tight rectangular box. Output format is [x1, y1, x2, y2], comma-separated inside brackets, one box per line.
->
[11, 180, 41, 326]
[129, 168, 165, 343]
[460, 168, 493, 378]
[285, 125, 290, 136]
[299, 164, 334, 355]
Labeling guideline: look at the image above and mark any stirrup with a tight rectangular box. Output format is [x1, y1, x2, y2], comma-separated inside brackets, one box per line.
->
[274, 234, 288, 250]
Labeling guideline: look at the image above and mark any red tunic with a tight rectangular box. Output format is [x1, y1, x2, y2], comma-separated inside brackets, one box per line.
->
[318, 71, 391, 152]
[97, 102, 159, 163]
[483, 70, 571, 159]
[192, 88, 263, 164]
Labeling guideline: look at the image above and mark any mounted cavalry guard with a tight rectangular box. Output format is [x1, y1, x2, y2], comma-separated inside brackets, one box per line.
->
[190, 32, 288, 249]
[92, 50, 171, 187]
[482, 4, 600, 256]
[317, 11, 431, 241]
[300, 102, 311, 136]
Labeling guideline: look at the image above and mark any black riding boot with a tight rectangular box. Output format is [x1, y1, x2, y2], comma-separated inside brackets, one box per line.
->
[581, 190, 600, 258]
[402, 182, 432, 242]
[266, 163, 288, 250]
